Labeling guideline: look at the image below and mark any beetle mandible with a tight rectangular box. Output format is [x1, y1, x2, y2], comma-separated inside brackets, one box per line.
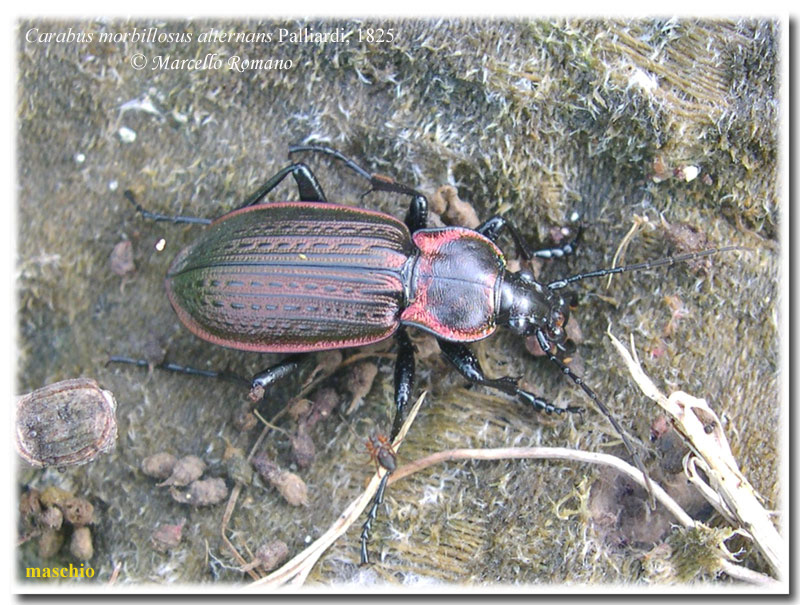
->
[121, 145, 737, 565]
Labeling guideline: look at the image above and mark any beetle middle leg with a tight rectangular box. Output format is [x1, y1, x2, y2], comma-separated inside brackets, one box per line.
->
[238, 162, 327, 207]
[437, 340, 582, 415]
[288, 144, 429, 233]
[389, 328, 416, 442]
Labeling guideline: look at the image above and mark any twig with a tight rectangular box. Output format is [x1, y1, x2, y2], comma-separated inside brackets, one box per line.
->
[108, 561, 122, 585]
[245, 391, 427, 589]
[607, 328, 784, 581]
[388, 446, 693, 527]
[606, 214, 653, 288]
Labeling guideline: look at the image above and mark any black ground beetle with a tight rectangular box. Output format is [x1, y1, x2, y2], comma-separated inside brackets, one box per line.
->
[118, 145, 736, 566]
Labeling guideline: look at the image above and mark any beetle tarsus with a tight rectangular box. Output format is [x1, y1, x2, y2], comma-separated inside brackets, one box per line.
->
[360, 469, 392, 566]
[288, 144, 374, 182]
[107, 355, 250, 386]
[437, 340, 579, 415]
[123, 190, 212, 225]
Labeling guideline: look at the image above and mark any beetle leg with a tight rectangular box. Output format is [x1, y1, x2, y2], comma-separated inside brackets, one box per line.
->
[250, 354, 307, 396]
[239, 162, 327, 207]
[403, 192, 428, 233]
[289, 144, 375, 182]
[390, 328, 416, 441]
[123, 190, 213, 225]
[288, 144, 429, 232]
[477, 215, 582, 261]
[360, 471, 392, 566]
[437, 340, 582, 415]
[358, 174, 428, 232]
[107, 356, 250, 385]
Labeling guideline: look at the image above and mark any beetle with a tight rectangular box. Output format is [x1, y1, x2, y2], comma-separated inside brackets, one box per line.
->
[119, 144, 737, 566]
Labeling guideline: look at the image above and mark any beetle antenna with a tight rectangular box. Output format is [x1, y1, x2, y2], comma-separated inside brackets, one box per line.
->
[536, 330, 656, 506]
[546, 245, 745, 290]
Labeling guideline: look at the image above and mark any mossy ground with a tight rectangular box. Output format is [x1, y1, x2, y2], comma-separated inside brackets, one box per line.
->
[16, 18, 780, 587]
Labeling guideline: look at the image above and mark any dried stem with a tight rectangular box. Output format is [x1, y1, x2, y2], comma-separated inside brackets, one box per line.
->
[245, 391, 427, 589]
[607, 328, 784, 582]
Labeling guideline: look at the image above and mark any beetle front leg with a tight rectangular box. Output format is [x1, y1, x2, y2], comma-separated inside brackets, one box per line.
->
[477, 215, 582, 261]
[360, 471, 391, 565]
[437, 340, 581, 415]
[390, 328, 416, 441]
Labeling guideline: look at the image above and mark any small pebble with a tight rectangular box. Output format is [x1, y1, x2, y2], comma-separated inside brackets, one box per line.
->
[233, 402, 258, 432]
[170, 478, 228, 506]
[251, 453, 308, 506]
[69, 526, 93, 560]
[256, 540, 289, 572]
[141, 453, 178, 480]
[118, 126, 136, 143]
[38, 529, 64, 558]
[110, 240, 135, 276]
[431, 185, 480, 228]
[272, 471, 308, 507]
[158, 455, 206, 487]
[151, 519, 185, 552]
[291, 423, 316, 469]
[40, 506, 63, 530]
[62, 497, 94, 526]
[344, 361, 378, 413]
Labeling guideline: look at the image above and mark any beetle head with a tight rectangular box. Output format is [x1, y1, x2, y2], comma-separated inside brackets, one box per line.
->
[500, 270, 569, 346]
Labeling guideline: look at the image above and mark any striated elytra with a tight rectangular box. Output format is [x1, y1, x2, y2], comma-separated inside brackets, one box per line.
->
[166, 202, 508, 353]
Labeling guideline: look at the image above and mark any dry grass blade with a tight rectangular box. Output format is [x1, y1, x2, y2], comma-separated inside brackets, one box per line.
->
[245, 391, 427, 590]
[607, 328, 784, 581]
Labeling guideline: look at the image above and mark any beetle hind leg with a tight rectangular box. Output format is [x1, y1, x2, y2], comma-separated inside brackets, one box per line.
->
[249, 354, 307, 399]
[107, 353, 310, 403]
[107, 356, 249, 385]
